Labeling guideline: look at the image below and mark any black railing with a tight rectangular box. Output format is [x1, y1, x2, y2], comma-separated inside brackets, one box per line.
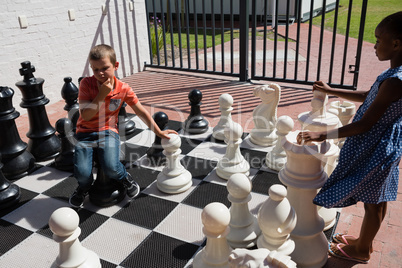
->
[144, 0, 367, 89]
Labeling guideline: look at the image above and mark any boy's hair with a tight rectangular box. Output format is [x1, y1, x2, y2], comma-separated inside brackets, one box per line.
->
[88, 44, 116, 64]
[378, 11, 402, 41]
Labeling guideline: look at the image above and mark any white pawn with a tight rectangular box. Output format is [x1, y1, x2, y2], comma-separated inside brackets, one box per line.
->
[49, 207, 101, 268]
[213, 93, 234, 141]
[157, 133, 192, 194]
[216, 121, 250, 180]
[193, 202, 232, 268]
[226, 173, 261, 248]
[265, 116, 294, 171]
[249, 84, 281, 147]
[257, 184, 296, 256]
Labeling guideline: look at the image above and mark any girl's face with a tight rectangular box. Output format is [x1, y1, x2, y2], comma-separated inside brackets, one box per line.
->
[374, 27, 396, 61]
[90, 57, 118, 84]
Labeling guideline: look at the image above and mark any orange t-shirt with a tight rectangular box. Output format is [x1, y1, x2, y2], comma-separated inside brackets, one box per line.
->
[76, 76, 139, 134]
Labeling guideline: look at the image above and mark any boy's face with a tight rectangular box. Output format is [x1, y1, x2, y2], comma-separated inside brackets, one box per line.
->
[89, 57, 119, 84]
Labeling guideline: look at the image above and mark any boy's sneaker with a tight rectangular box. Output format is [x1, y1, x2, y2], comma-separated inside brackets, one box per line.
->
[122, 173, 140, 198]
[69, 188, 88, 208]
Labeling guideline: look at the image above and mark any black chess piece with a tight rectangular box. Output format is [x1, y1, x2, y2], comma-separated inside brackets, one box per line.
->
[15, 61, 61, 161]
[54, 118, 75, 172]
[0, 86, 35, 180]
[61, 77, 79, 133]
[0, 153, 21, 210]
[146, 111, 169, 165]
[118, 102, 136, 141]
[184, 89, 209, 134]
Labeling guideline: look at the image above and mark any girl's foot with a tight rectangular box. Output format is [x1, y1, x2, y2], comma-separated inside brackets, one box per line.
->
[332, 233, 373, 253]
[328, 242, 370, 264]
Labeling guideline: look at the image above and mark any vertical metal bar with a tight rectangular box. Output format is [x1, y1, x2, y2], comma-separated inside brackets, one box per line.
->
[202, 0, 208, 70]
[230, 0, 234, 74]
[316, 0, 327, 81]
[221, 0, 225, 73]
[284, 0, 290, 79]
[145, 0, 153, 64]
[168, 0, 176, 67]
[152, 0, 161, 65]
[193, 0, 199, 70]
[239, 0, 249, 81]
[262, 0, 268, 77]
[159, 0, 168, 66]
[273, 0, 279, 78]
[294, 0, 302, 79]
[251, 0, 257, 79]
[185, 0, 191, 69]
[175, 0, 183, 68]
[305, 0, 314, 81]
[211, 0, 216, 72]
[328, 0, 340, 84]
[352, 0, 368, 89]
[341, 0, 353, 85]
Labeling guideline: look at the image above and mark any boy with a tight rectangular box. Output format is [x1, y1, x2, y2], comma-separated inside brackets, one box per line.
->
[69, 44, 176, 207]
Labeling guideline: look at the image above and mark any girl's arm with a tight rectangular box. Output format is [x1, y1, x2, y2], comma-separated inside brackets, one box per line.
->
[313, 81, 369, 102]
[298, 78, 402, 143]
[130, 101, 177, 139]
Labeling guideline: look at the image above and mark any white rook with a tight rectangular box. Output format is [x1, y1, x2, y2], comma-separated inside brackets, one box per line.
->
[279, 138, 329, 268]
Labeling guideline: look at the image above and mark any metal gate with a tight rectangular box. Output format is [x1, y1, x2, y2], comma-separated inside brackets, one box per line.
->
[144, 0, 368, 89]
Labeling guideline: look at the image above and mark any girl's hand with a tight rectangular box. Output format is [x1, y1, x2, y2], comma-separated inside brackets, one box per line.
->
[313, 81, 332, 94]
[297, 131, 326, 144]
[158, 129, 178, 139]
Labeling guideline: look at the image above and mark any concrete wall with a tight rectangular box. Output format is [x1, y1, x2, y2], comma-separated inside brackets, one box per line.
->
[1, 0, 150, 115]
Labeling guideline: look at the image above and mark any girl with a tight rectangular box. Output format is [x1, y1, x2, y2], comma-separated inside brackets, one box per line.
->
[297, 11, 402, 264]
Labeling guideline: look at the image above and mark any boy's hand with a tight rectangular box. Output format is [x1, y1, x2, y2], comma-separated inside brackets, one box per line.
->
[98, 78, 113, 99]
[158, 129, 178, 139]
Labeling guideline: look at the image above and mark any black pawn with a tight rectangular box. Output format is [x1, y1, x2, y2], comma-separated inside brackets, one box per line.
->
[0, 86, 35, 180]
[54, 118, 75, 172]
[184, 89, 209, 134]
[15, 61, 61, 161]
[61, 77, 79, 133]
[118, 102, 136, 141]
[146, 111, 169, 165]
[0, 153, 21, 210]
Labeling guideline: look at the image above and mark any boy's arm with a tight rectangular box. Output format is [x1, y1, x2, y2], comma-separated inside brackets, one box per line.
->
[313, 81, 368, 102]
[80, 79, 113, 121]
[130, 101, 177, 139]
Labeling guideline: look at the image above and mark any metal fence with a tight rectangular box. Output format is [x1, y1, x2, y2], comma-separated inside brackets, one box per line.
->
[144, 0, 368, 89]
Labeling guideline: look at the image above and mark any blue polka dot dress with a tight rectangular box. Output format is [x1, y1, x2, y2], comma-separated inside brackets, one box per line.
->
[314, 66, 402, 208]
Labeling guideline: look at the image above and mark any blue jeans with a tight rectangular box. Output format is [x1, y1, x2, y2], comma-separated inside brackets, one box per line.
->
[74, 130, 127, 190]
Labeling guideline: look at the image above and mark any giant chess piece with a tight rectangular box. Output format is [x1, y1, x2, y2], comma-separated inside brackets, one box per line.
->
[298, 90, 340, 231]
[279, 138, 329, 268]
[0, 153, 21, 210]
[229, 248, 297, 268]
[157, 133, 192, 194]
[329, 100, 356, 149]
[49, 207, 101, 268]
[265, 116, 294, 171]
[183, 89, 209, 134]
[226, 173, 261, 248]
[257, 184, 296, 256]
[0, 86, 35, 180]
[118, 102, 136, 140]
[15, 61, 61, 161]
[54, 118, 75, 172]
[249, 84, 281, 147]
[193, 202, 232, 268]
[146, 111, 169, 165]
[61, 77, 79, 133]
[216, 121, 250, 180]
[212, 93, 234, 141]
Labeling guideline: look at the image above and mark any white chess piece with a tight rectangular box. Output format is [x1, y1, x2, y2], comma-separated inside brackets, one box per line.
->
[257, 184, 296, 256]
[226, 173, 261, 248]
[49, 207, 101, 268]
[228, 248, 297, 268]
[213, 93, 234, 141]
[249, 84, 281, 147]
[265, 116, 294, 171]
[193, 202, 232, 268]
[157, 133, 192, 194]
[216, 121, 250, 180]
[329, 100, 356, 149]
[279, 138, 329, 268]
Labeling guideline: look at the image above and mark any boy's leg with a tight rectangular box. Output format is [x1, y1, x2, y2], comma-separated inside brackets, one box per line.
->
[97, 130, 139, 198]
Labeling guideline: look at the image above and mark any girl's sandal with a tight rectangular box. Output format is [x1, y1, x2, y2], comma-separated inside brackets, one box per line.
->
[332, 233, 357, 245]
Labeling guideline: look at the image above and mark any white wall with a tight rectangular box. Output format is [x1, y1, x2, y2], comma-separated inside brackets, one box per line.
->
[0, 0, 150, 115]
